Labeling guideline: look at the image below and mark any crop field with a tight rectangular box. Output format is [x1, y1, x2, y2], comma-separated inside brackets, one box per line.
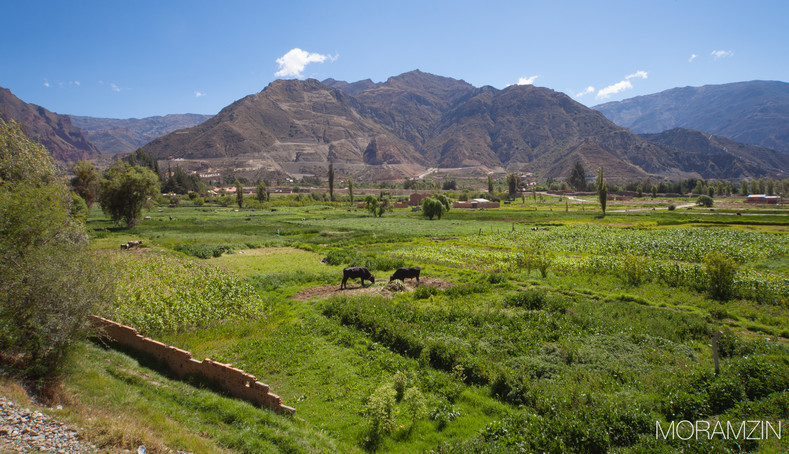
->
[63, 198, 789, 453]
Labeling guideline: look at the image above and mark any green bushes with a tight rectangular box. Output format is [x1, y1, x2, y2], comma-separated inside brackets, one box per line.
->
[705, 252, 739, 300]
[174, 243, 232, 259]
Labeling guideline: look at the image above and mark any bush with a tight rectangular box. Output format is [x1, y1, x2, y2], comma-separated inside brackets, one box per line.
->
[696, 195, 714, 207]
[392, 371, 408, 401]
[505, 289, 546, 310]
[174, 244, 232, 259]
[668, 204, 676, 211]
[414, 285, 439, 299]
[365, 385, 397, 445]
[704, 252, 739, 300]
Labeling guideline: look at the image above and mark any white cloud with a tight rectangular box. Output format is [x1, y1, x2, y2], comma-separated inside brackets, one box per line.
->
[576, 86, 595, 97]
[712, 50, 734, 60]
[516, 75, 539, 85]
[195, 91, 206, 98]
[626, 70, 648, 80]
[596, 70, 648, 99]
[689, 53, 697, 63]
[43, 78, 50, 88]
[74, 80, 80, 87]
[275, 48, 337, 78]
[597, 80, 633, 99]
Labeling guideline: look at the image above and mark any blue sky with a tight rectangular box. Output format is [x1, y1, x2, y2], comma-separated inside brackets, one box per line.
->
[1, 0, 787, 118]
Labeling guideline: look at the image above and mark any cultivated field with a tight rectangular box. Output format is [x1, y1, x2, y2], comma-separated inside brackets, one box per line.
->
[60, 195, 789, 453]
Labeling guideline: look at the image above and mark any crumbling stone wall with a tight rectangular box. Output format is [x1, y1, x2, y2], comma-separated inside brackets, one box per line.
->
[89, 315, 295, 414]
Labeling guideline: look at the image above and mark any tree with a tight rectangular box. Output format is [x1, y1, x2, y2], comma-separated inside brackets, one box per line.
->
[568, 161, 586, 192]
[1, 119, 112, 380]
[348, 178, 354, 204]
[507, 173, 519, 198]
[364, 195, 379, 216]
[487, 175, 493, 194]
[70, 160, 100, 208]
[740, 180, 749, 196]
[422, 197, 446, 220]
[256, 179, 268, 202]
[696, 195, 714, 207]
[596, 167, 607, 216]
[235, 179, 243, 208]
[327, 162, 335, 201]
[99, 161, 161, 228]
[375, 197, 391, 217]
[434, 193, 451, 212]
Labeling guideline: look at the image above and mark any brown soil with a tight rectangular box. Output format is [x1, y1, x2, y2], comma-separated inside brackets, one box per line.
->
[290, 277, 452, 301]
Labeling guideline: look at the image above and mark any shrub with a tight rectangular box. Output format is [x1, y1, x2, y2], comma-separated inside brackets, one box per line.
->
[403, 387, 428, 427]
[365, 385, 397, 445]
[414, 285, 439, 299]
[668, 204, 676, 211]
[696, 195, 714, 207]
[704, 252, 739, 300]
[505, 289, 545, 310]
[392, 371, 408, 401]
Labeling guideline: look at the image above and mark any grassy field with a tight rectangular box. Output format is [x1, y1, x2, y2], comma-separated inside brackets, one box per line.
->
[34, 197, 789, 453]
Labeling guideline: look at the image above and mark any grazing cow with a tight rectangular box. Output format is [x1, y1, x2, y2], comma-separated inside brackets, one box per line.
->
[390, 267, 421, 283]
[341, 267, 375, 289]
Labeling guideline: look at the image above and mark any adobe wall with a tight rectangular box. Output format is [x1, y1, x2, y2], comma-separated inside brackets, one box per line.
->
[89, 315, 295, 414]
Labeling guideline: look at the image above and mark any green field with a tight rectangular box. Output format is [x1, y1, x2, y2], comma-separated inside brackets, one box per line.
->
[57, 199, 789, 453]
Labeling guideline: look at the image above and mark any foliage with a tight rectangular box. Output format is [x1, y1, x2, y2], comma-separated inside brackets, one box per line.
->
[403, 387, 428, 427]
[568, 160, 586, 191]
[234, 179, 243, 208]
[99, 161, 160, 228]
[365, 384, 397, 445]
[256, 179, 268, 202]
[596, 167, 607, 216]
[347, 177, 354, 204]
[429, 401, 461, 430]
[364, 195, 379, 216]
[328, 162, 335, 201]
[705, 252, 739, 301]
[174, 243, 232, 259]
[393, 371, 408, 401]
[70, 160, 100, 207]
[422, 197, 446, 220]
[506, 173, 519, 198]
[697, 194, 714, 207]
[0, 119, 112, 380]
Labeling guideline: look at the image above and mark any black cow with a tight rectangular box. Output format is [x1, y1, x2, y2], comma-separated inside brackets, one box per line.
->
[341, 267, 375, 289]
[390, 267, 421, 283]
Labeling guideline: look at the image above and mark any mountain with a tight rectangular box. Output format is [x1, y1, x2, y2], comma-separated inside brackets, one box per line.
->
[142, 78, 426, 181]
[0, 86, 101, 163]
[69, 114, 212, 155]
[640, 128, 789, 179]
[594, 81, 789, 154]
[142, 72, 788, 182]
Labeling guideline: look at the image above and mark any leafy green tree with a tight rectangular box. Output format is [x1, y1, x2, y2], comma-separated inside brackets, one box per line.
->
[434, 193, 451, 212]
[507, 173, 519, 198]
[364, 195, 379, 216]
[235, 180, 244, 208]
[487, 175, 493, 194]
[1, 119, 112, 380]
[568, 161, 586, 191]
[375, 197, 391, 217]
[348, 177, 354, 204]
[596, 167, 607, 216]
[740, 180, 749, 196]
[696, 195, 714, 207]
[99, 161, 161, 228]
[422, 197, 446, 220]
[70, 160, 100, 207]
[256, 179, 268, 202]
[328, 162, 335, 201]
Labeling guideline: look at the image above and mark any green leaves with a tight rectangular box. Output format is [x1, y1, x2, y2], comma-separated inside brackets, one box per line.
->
[99, 161, 161, 228]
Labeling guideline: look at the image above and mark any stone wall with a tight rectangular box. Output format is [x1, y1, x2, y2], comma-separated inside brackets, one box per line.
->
[89, 315, 295, 414]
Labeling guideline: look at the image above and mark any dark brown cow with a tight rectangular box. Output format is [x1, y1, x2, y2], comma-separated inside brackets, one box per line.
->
[341, 267, 375, 289]
[390, 267, 420, 283]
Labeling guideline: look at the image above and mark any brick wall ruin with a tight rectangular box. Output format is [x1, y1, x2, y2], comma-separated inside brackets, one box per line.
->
[89, 315, 295, 414]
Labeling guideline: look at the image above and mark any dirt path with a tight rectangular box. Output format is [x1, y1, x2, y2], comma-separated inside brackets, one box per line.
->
[291, 277, 452, 301]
